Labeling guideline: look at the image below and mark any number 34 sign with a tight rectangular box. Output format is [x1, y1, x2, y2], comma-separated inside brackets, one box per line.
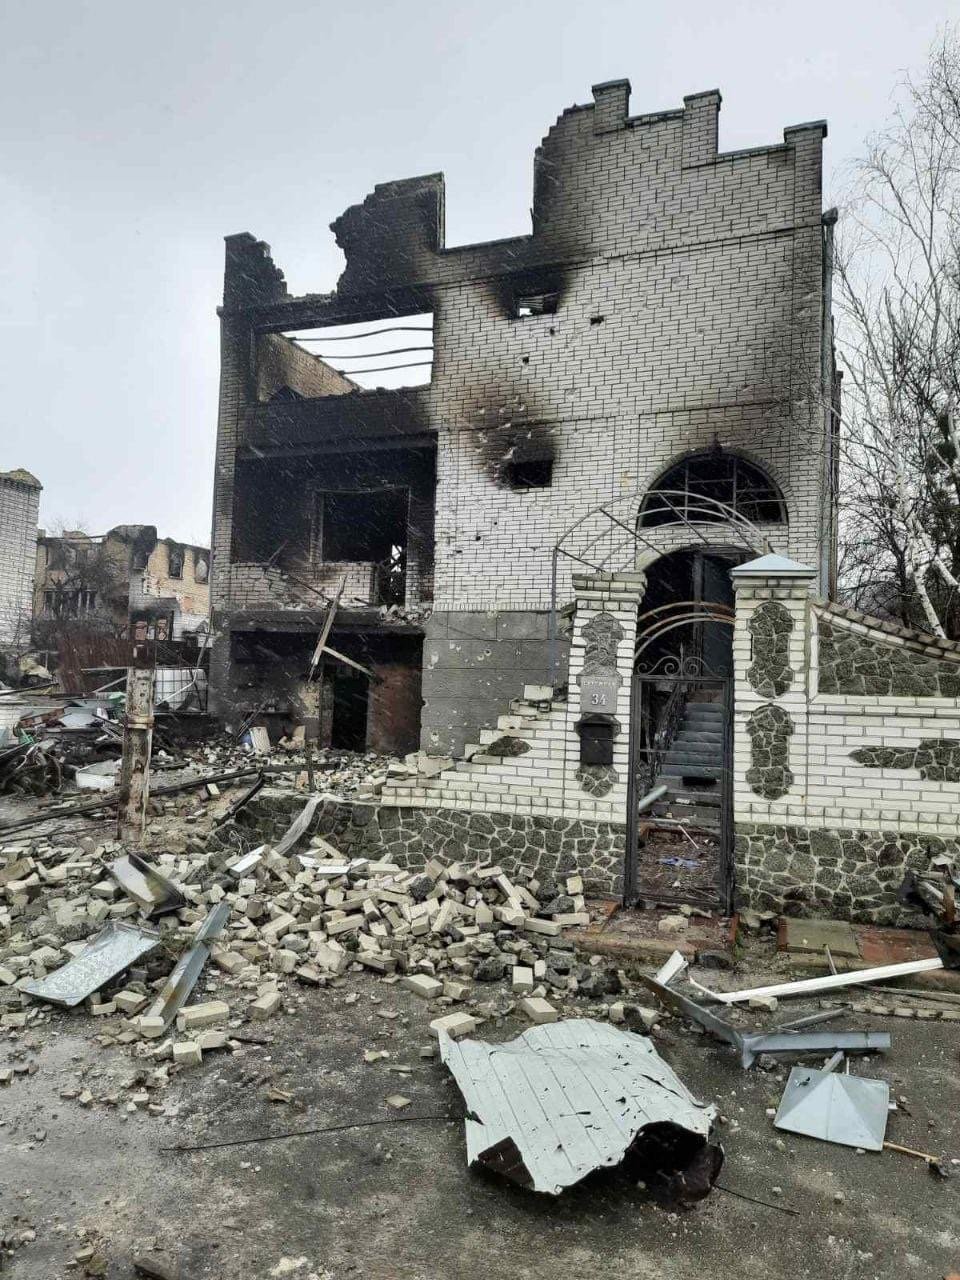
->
[579, 673, 620, 713]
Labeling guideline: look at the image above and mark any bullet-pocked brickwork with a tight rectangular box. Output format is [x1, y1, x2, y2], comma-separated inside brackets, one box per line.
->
[210, 82, 834, 758]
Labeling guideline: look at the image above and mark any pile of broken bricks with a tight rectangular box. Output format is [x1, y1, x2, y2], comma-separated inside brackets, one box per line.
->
[1, 804, 663, 1106]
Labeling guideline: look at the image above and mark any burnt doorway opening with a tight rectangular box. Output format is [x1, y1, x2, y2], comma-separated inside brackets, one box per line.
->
[624, 547, 745, 913]
[330, 665, 369, 752]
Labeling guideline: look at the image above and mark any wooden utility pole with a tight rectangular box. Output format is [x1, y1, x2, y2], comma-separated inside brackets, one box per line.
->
[117, 666, 155, 846]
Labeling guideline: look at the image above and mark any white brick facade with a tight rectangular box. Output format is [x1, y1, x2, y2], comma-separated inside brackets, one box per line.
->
[0, 469, 41, 648]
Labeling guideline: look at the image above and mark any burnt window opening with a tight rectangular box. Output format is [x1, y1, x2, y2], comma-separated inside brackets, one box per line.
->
[316, 487, 409, 606]
[270, 313, 434, 396]
[639, 452, 787, 528]
[504, 458, 553, 490]
[167, 546, 184, 579]
[194, 555, 209, 584]
[515, 292, 559, 319]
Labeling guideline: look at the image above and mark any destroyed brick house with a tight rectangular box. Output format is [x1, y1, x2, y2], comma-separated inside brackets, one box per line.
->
[34, 526, 210, 646]
[218, 78, 960, 924]
[211, 81, 836, 758]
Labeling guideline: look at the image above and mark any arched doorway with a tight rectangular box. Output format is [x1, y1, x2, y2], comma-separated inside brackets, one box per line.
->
[635, 544, 750, 678]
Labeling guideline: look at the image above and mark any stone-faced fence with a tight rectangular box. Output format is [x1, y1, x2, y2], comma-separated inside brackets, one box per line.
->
[732, 555, 960, 923]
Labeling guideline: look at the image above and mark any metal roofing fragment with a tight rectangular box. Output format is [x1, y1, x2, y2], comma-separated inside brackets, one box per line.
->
[775, 1062, 890, 1151]
[687, 957, 945, 1005]
[142, 901, 230, 1033]
[21, 920, 161, 1008]
[108, 852, 186, 917]
[272, 796, 324, 858]
[439, 1017, 720, 1196]
[638, 976, 891, 1069]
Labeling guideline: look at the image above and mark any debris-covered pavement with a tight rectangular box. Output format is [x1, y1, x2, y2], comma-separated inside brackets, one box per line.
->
[2, 778, 959, 1278]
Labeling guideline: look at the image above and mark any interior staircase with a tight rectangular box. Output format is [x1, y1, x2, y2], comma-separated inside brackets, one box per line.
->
[650, 698, 725, 827]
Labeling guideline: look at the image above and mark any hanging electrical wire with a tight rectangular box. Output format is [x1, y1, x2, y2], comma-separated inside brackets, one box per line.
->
[333, 359, 433, 375]
[287, 325, 432, 342]
[315, 346, 432, 359]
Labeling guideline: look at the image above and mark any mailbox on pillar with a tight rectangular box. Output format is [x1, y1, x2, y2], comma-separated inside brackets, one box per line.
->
[576, 714, 616, 766]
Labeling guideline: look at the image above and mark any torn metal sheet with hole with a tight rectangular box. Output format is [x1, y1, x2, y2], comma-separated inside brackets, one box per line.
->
[438, 1017, 720, 1196]
[21, 921, 161, 1008]
[108, 852, 185, 917]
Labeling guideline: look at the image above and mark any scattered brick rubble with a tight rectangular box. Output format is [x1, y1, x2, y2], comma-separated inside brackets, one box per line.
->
[0, 783, 659, 1118]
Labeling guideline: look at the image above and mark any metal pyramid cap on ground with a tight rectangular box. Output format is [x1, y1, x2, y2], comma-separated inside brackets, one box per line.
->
[774, 1065, 889, 1151]
[729, 553, 816, 576]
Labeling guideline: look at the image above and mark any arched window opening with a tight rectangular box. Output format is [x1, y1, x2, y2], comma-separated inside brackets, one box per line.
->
[638, 452, 787, 528]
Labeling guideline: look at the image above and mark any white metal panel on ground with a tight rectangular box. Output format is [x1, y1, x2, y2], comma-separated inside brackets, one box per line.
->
[439, 1017, 716, 1194]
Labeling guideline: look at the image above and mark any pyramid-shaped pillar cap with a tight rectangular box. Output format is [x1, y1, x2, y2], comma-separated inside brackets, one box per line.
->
[729, 553, 817, 578]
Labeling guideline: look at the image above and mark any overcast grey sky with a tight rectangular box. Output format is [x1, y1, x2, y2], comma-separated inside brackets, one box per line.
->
[0, 0, 951, 545]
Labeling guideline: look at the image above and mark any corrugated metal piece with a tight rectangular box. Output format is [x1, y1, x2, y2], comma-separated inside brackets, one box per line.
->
[272, 796, 323, 858]
[439, 1017, 718, 1196]
[775, 1065, 890, 1151]
[21, 921, 161, 1007]
[142, 901, 230, 1032]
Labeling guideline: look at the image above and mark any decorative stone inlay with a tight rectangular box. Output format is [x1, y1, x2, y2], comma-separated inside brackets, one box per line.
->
[580, 612, 624, 675]
[576, 764, 618, 796]
[735, 821, 960, 924]
[483, 735, 531, 757]
[745, 703, 794, 799]
[850, 738, 960, 782]
[817, 617, 960, 697]
[746, 600, 794, 697]
[225, 796, 628, 895]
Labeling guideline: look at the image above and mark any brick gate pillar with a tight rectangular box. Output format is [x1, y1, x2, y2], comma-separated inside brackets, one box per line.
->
[563, 572, 647, 839]
[729, 554, 817, 850]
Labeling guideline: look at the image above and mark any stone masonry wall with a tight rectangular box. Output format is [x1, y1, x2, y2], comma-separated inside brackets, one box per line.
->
[236, 791, 627, 897]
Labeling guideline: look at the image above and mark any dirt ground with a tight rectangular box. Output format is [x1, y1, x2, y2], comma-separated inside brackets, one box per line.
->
[3, 957, 959, 1280]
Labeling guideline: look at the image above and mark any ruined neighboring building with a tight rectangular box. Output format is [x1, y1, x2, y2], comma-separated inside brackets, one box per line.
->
[0, 468, 42, 651]
[35, 526, 210, 643]
[211, 80, 837, 761]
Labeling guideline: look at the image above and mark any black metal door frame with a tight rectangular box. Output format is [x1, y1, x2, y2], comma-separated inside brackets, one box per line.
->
[623, 663, 734, 913]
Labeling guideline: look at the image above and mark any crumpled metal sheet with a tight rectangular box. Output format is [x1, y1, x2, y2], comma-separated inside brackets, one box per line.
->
[439, 1017, 718, 1195]
[21, 921, 161, 1007]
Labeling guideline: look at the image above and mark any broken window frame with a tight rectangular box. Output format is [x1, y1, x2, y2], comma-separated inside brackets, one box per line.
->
[167, 545, 185, 579]
[638, 452, 787, 528]
[312, 487, 410, 606]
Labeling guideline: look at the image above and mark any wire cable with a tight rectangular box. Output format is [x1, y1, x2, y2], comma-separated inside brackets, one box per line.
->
[289, 326, 432, 342]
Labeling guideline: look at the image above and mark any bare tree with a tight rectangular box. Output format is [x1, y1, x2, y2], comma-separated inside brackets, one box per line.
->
[836, 29, 960, 637]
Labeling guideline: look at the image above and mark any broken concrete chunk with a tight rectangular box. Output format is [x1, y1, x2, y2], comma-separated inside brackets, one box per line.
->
[519, 997, 558, 1024]
[250, 990, 281, 1020]
[401, 974, 443, 1000]
[430, 1011, 478, 1040]
[176, 1000, 230, 1031]
[172, 1040, 202, 1068]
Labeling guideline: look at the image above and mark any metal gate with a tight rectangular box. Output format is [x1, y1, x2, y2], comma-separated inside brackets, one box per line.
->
[623, 643, 734, 914]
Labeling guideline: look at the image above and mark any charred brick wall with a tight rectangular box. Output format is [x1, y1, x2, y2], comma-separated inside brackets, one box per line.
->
[210, 86, 834, 752]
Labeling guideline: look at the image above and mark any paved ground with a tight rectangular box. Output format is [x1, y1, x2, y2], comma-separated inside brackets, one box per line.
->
[3, 961, 959, 1280]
